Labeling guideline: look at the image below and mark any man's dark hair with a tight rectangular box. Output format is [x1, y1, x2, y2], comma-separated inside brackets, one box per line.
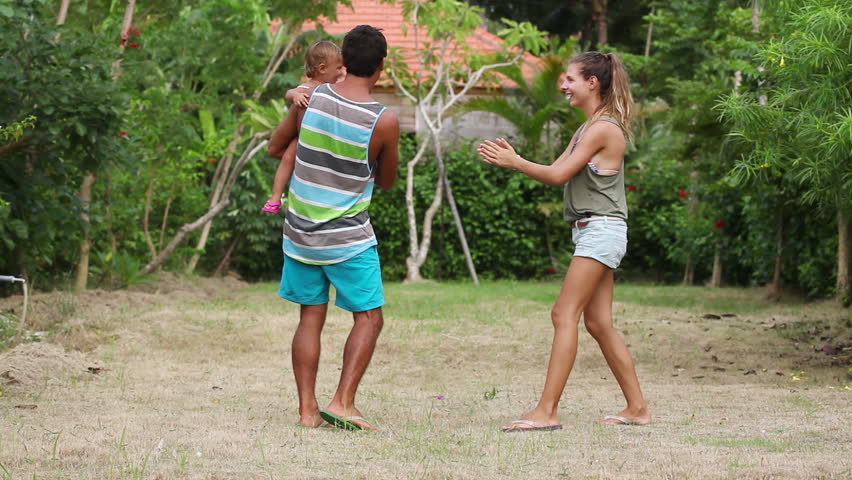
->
[342, 25, 387, 77]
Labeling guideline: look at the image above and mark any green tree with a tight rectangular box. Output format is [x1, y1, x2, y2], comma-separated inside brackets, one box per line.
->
[718, 0, 852, 304]
[0, 0, 129, 285]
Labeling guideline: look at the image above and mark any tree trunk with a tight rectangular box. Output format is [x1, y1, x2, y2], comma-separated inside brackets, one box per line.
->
[74, 172, 96, 292]
[55, 0, 71, 41]
[752, 0, 761, 33]
[56, 0, 71, 25]
[592, 0, 609, 46]
[644, 6, 655, 57]
[683, 170, 699, 285]
[768, 208, 784, 300]
[436, 141, 479, 285]
[710, 243, 722, 287]
[213, 238, 240, 277]
[404, 134, 441, 282]
[111, 0, 136, 79]
[143, 173, 158, 259]
[683, 254, 694, 286]
[837, 208, 850, 306]
[160, 186, 175, 249]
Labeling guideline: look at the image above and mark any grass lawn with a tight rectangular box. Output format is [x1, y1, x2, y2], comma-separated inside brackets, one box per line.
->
[1, 277, 850, 479]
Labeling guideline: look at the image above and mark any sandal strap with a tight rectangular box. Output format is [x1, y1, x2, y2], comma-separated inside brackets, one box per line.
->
[509, 419, 546, 428]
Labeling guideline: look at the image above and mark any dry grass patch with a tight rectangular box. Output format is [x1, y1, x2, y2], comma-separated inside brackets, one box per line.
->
[0, 280, 849, 479]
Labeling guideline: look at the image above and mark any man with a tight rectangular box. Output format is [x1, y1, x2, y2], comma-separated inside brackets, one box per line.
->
[268, 25, 400, 431]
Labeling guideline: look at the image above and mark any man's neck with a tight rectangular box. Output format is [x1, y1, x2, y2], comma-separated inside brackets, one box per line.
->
[332, 74, 378, 102]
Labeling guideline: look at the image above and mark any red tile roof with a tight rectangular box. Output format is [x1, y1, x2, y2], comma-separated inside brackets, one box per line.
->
[302, 0, 542, 88]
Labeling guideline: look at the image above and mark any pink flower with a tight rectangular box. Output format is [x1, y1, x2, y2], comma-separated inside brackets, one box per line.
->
[715, 220, 725, 228]
[678, 189, 687, 198]
[434, 395, 446, 400]
[627, 185, 636, 192]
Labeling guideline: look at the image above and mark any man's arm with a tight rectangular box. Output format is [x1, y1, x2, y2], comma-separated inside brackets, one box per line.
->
[268, 106, 305, 159]
[372, 110, 400, 190]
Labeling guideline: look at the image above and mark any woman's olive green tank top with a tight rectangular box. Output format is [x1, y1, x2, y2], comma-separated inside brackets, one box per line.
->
[563, 116, 628, 223]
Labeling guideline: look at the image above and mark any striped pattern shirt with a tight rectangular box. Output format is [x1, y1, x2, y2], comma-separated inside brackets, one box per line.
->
[283, 83, 387, 265]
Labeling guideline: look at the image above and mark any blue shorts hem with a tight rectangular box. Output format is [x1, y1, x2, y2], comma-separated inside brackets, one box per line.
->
[334, 298, 385, 313]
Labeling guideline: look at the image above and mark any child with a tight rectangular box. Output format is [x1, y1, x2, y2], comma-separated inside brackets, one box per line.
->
[262, 40, 344, 213]
[478, 52, 652, 431]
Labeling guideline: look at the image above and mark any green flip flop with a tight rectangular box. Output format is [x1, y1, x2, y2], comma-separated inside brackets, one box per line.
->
[320, 409, 364, 431]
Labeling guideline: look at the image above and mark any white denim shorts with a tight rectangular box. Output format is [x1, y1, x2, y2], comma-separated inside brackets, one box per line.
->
[571, 217, 628, 269]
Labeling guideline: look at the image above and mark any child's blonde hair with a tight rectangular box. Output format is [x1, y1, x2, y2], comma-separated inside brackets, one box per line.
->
[305, 40, 342, 78]
[569, 52, 634, 142]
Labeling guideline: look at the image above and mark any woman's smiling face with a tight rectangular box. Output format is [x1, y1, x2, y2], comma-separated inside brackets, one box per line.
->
[560, 62, 594, 107]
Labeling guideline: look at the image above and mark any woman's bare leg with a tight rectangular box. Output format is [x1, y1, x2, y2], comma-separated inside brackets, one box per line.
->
[503, 257, 609, 430]
[583, 269, 652, 424]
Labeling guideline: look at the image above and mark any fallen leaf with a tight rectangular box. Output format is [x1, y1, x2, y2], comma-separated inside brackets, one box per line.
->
[821, 344, 838, 355]
[702, 314, 721, 319]
[744, 369, 757, 375]
[15, 404, 37, 409]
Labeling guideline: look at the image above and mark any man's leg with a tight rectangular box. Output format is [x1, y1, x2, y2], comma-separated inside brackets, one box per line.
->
[292, 303, 328, 427]
[325, 306, 383, 430]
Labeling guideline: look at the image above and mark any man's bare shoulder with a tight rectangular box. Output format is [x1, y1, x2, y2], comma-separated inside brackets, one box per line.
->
[375, 109, 400, 132]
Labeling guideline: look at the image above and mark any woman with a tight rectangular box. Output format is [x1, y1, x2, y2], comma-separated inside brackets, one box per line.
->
[478, 52, 652, 431]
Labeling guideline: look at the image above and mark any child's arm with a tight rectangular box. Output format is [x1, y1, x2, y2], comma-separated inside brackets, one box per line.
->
[262, 141, 297, 213]
[285, 85, 313, 108]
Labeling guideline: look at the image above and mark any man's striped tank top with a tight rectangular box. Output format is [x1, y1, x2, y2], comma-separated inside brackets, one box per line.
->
[283, 83, 387, 265]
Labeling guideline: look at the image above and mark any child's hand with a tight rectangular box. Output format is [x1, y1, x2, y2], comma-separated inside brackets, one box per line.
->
[294, 91, 310, 108]
[478, 137, 520, 169]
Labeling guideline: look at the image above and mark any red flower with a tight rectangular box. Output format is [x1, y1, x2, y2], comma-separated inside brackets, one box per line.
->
[209, 158, 217, 164]
[120, 131, 128, 136]
[627, 185, 636, 192]
[678, 189, 687, 198]
[715, 220, 725, 228]
[129, 42, 139, 49]
[128, 26, 142, 37]
[546, 267, 557, 274]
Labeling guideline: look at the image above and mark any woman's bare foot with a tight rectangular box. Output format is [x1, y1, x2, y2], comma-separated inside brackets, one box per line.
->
[501, 407, 561, 431]
[598, 406, 652, 425]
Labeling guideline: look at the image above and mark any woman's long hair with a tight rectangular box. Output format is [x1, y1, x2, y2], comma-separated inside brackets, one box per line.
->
[569, 52, 634, 142]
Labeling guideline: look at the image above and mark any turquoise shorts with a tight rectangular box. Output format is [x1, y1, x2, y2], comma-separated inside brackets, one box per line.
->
[278, 246, 384, 312]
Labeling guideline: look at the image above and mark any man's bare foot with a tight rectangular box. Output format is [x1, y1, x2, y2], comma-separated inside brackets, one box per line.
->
[298, 411, 325, 428]
[598, 406, 652, 425]
[501, 408, 561, 432]
[323, 404, 378, 431]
